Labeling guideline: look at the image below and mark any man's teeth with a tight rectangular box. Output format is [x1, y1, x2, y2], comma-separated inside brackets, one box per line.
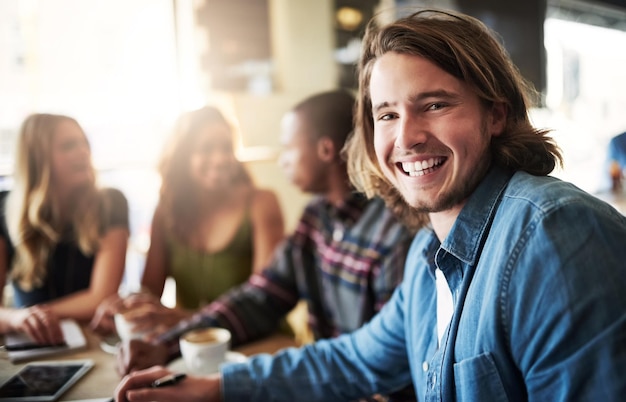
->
[401, 158, 443, 176]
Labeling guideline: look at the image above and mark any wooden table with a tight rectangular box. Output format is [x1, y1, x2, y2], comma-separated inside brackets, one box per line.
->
[0, 327, 299, 401]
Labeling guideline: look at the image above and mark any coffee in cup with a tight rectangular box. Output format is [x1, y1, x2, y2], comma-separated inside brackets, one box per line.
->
[179, 327, 231, 375]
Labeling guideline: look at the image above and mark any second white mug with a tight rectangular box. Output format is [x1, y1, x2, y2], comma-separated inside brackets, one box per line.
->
[179, 327, 231, 375]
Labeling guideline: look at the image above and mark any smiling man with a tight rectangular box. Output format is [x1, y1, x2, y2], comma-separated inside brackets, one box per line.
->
[370, 53, 500, 225]
[115, 9, 626, 402]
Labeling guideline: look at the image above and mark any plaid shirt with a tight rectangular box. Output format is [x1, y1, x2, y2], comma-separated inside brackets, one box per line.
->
[159, 193, 413, 351]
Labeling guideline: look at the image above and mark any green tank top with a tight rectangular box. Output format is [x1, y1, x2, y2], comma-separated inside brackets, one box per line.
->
[167, 212, 253, 309]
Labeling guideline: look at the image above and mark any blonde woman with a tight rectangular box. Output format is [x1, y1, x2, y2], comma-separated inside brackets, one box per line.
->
[0, 113, 129, 344]
[91, 106, 284, 337]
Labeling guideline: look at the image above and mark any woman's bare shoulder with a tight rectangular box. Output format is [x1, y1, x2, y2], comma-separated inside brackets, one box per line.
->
[251, 187, 280, 205]
[248, 188, 282, 217]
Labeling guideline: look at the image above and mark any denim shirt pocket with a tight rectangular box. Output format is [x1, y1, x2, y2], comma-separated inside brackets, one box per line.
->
[453, 352, 510, 402]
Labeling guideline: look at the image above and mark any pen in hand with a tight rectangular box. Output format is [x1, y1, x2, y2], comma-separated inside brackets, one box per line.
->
[151, 372, 187, 388]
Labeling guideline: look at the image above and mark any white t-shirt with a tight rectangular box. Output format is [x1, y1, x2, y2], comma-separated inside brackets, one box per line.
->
[435, 268, 454, 346]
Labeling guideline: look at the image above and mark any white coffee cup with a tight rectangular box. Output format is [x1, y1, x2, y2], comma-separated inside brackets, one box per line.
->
[179, 327, 231, 375]
[114, 312, 147, 342]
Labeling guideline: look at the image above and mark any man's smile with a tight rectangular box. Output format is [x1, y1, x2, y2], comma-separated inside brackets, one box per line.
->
[398, 157, 446, 176]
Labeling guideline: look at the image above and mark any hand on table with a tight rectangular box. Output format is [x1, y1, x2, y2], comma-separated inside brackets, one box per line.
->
[90, 293, 124, 336]
[116, 338, 170, 376]
[115, 365, 222, 402]
[118, 293, 191, 336]
[91, 291, 189, 340]
[8, 305, 64, 344]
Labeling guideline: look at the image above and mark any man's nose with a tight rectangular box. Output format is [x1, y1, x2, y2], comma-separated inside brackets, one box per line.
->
[394, 115, 428, 150]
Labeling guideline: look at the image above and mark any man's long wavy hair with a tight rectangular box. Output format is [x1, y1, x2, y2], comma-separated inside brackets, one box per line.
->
[158, 106, 252, 241]
[6, 114, 101, 290]
[346, 9, 563, 229]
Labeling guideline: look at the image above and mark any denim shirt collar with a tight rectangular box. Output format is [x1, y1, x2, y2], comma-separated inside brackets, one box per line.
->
[438, 166, 514, 268]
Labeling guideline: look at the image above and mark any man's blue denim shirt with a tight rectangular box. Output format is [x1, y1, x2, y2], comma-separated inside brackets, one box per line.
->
[222, 166, 626, 401]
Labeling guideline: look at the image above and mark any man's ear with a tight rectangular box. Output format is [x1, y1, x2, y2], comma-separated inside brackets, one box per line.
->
[489, 102, 507, 137]
[317, 137, 337, 162]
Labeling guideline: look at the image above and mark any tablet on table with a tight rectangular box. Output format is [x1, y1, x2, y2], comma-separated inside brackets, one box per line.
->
[0, 359, 94, 401]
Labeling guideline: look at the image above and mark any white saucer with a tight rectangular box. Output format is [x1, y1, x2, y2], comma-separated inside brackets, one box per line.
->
[168, 351, 248, 374]
[99, 334, 121, 355]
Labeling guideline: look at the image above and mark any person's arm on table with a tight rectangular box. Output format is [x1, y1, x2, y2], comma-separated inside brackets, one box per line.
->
[221, 280, 412, 402]
[0, 304, 64, 344]
[116, 328, 409, 402]
[115, 366, 222, 402]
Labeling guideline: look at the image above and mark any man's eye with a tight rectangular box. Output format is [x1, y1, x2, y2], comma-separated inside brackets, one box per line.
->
[427, 103, 446, 111]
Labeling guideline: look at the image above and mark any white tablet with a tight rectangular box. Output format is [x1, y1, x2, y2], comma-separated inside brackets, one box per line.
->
[0, 359, 94, 401]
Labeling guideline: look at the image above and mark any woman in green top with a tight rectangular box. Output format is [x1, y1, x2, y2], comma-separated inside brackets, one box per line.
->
[91, 106, 284, 337]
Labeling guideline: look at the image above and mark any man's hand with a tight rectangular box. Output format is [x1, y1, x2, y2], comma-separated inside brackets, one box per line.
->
[116, 338, 170, 376]
[115, 365, 222, 402]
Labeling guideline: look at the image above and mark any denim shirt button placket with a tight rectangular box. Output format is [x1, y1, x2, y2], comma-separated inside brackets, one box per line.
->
[426, 367, 438, 389]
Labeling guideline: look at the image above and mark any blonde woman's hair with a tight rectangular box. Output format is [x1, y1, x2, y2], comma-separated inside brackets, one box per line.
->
[347, 9, 562, 228]
[6, 113, 101, 291]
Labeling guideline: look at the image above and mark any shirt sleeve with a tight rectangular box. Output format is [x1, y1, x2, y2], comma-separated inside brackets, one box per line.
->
[508, 200, 626, 401]
[220, 280, 413, 402]
[100, 187, 129, 231]
[371, 216, 412, 313]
